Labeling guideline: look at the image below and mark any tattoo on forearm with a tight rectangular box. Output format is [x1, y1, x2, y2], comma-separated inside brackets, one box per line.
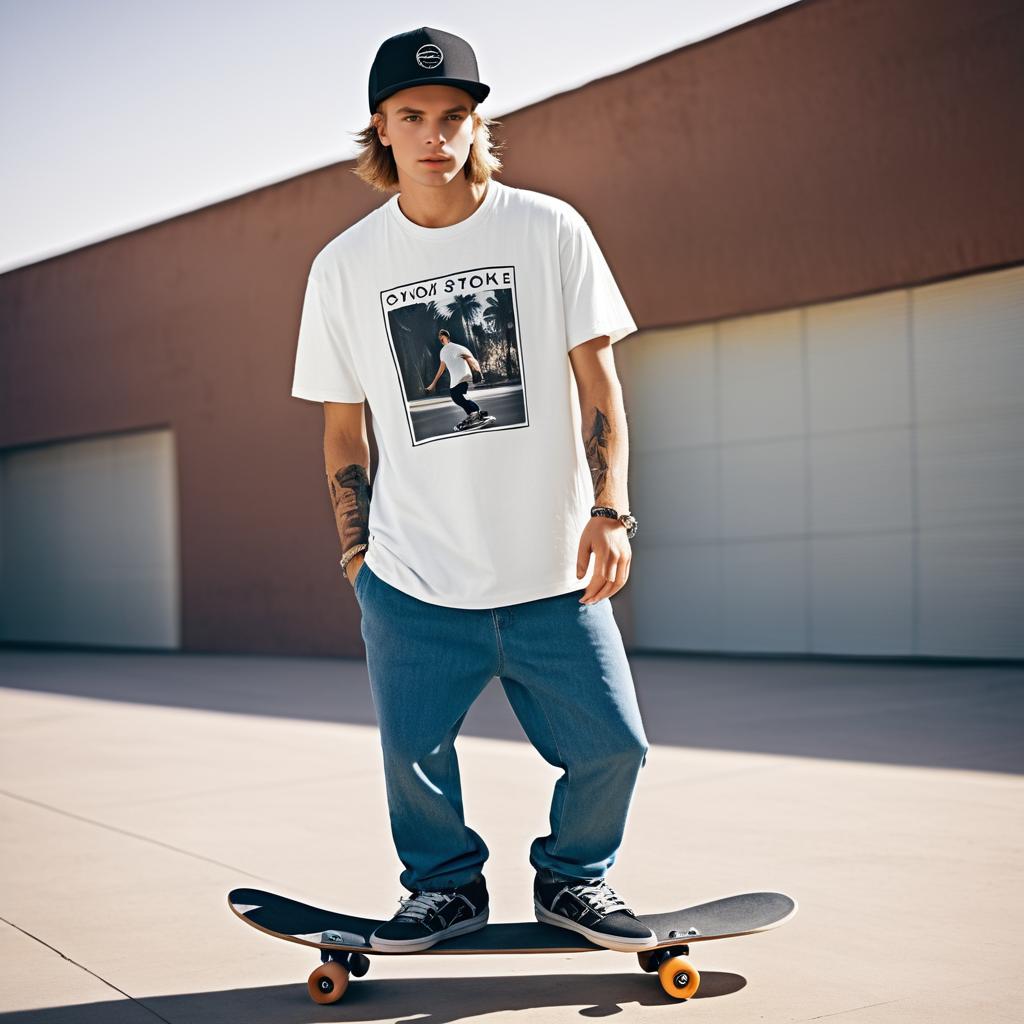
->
[584, 406, 611, 501]
[329, 463, 372, 553]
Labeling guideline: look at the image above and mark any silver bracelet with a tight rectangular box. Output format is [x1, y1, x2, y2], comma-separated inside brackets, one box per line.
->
[340, 543, 368, 573]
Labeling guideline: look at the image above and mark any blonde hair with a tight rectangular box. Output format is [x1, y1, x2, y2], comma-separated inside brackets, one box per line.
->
[350, 99, 504, 192]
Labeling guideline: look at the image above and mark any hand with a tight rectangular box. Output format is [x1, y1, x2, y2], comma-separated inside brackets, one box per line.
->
[426, 383, 435, 392]
[576, 517, 631, 604]
[345, 552, 366, 587]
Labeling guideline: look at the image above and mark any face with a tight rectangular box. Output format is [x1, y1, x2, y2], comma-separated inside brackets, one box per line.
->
[375, 84, 477, 185]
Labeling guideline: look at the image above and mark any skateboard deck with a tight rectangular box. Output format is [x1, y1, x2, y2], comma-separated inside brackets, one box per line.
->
[228, 886, 796, 1004]
[454, 410, 497, 431]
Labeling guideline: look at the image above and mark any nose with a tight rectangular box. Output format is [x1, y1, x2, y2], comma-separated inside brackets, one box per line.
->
[425, 119, 449, 144]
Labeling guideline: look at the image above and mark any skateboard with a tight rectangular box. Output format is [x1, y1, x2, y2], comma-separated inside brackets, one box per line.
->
[228, 886, 796, 1004]
[454, 409, 497, 431]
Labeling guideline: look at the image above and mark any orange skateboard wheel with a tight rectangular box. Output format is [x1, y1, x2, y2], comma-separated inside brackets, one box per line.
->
[307, 961, 350, 1004]
[657, 955, 700, 999]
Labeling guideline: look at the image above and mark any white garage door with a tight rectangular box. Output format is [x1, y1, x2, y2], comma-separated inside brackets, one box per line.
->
[0, 428, 180, 649]
[618, 264, 1024, 659]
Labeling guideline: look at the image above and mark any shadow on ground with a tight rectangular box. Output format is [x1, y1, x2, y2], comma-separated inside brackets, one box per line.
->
[1, 647, 1021, 774]
[0, 970, 746, 1023]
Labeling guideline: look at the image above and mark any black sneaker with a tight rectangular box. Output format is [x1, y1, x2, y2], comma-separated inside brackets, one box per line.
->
[369, 874, 489, 952]
[534, 869, 657, 952]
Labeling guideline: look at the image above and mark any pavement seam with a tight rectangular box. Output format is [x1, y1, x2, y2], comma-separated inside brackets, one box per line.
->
[0, 915, 176, 1022]
[0, 788, 272, 880]
[799, 996, 906, 1020]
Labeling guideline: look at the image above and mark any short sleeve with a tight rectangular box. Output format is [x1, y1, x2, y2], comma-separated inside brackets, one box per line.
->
[290, 270, 366, 404]
[559, 208, 638, 352]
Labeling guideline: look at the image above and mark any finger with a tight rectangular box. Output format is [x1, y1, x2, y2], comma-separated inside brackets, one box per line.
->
[577, 544, 592, 579]
[596, 568, 620, 601]
[581, 560, 618, 603]
[606, 563, 629, 598]
[579, 553, 605, 599]
[582, 580, 612, 603]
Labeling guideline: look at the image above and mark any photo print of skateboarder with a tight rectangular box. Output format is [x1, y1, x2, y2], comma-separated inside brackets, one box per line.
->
[380, 264, 527, 444]
[425, 329, 494, 431]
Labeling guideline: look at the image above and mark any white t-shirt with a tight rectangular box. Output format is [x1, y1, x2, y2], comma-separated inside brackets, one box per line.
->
[291, 178, 637, 609]
[439, 342, 473, 387]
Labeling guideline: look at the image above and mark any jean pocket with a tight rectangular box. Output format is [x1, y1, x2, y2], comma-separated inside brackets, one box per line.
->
[353, 557, 371, 600]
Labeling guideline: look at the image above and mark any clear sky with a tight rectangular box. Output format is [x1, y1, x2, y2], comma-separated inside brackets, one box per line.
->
[0, 0, 797, 274]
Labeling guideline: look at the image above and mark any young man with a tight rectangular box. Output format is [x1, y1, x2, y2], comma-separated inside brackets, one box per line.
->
[425, 329, 490, 430]
[291, 26, 651, 954]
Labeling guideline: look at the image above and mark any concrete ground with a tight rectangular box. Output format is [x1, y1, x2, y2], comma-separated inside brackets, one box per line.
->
[0, 645, 1021, 1023]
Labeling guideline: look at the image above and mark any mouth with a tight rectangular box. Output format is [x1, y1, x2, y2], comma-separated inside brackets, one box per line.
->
[420, 156, 452, 164]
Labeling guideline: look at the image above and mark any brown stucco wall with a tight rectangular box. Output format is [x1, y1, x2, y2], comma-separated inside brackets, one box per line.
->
[1, 0, 1022, 656]
[503, 0, 1024, 324]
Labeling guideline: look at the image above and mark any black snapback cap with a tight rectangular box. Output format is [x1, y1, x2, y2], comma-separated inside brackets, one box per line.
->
[368, 27, 490, 115]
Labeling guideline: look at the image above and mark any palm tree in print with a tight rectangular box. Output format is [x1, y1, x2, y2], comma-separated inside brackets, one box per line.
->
[444, 292, 483, 354]
[483, 290, 518, 380]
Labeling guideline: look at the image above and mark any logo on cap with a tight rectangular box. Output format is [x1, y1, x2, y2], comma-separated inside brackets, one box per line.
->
[415, 44, 443, 69]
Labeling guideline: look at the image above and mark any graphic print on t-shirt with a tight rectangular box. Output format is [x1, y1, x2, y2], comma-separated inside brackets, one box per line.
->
[380, 265, 528, 445]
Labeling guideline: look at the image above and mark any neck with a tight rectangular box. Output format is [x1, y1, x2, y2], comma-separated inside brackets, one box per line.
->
[395, 176, 489, 230]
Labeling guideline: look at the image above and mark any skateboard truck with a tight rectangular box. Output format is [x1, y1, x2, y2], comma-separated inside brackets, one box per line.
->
[319, 932, 371, 981]
[636, 928, 700, 984]
[319, 947, 371, 977]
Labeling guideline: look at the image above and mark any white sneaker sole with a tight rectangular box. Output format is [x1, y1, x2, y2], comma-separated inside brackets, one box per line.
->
[369, 908, 489, 952]
[534, 900, 659, 952]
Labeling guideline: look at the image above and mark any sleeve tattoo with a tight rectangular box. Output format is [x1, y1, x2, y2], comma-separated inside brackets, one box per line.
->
[329, 463, 372, 554]
[584, 406, 611, 502]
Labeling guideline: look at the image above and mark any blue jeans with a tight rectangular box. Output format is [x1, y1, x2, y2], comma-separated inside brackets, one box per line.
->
[354, 561, 650, 892]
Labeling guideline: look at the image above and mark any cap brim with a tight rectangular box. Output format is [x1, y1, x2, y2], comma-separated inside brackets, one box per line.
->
[373, 77, 490, 109]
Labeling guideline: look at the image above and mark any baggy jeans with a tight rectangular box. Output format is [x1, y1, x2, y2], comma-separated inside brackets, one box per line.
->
[448, 379, 479, 414]
[354, 561, 650, 892]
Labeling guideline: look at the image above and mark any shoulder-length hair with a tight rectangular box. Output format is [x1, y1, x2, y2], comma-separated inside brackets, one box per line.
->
[350, 101, 504, 192]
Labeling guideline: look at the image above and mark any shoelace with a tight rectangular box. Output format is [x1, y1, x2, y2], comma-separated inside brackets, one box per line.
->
[395, 890, 453, 923]
[564, 879, 632, 915]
